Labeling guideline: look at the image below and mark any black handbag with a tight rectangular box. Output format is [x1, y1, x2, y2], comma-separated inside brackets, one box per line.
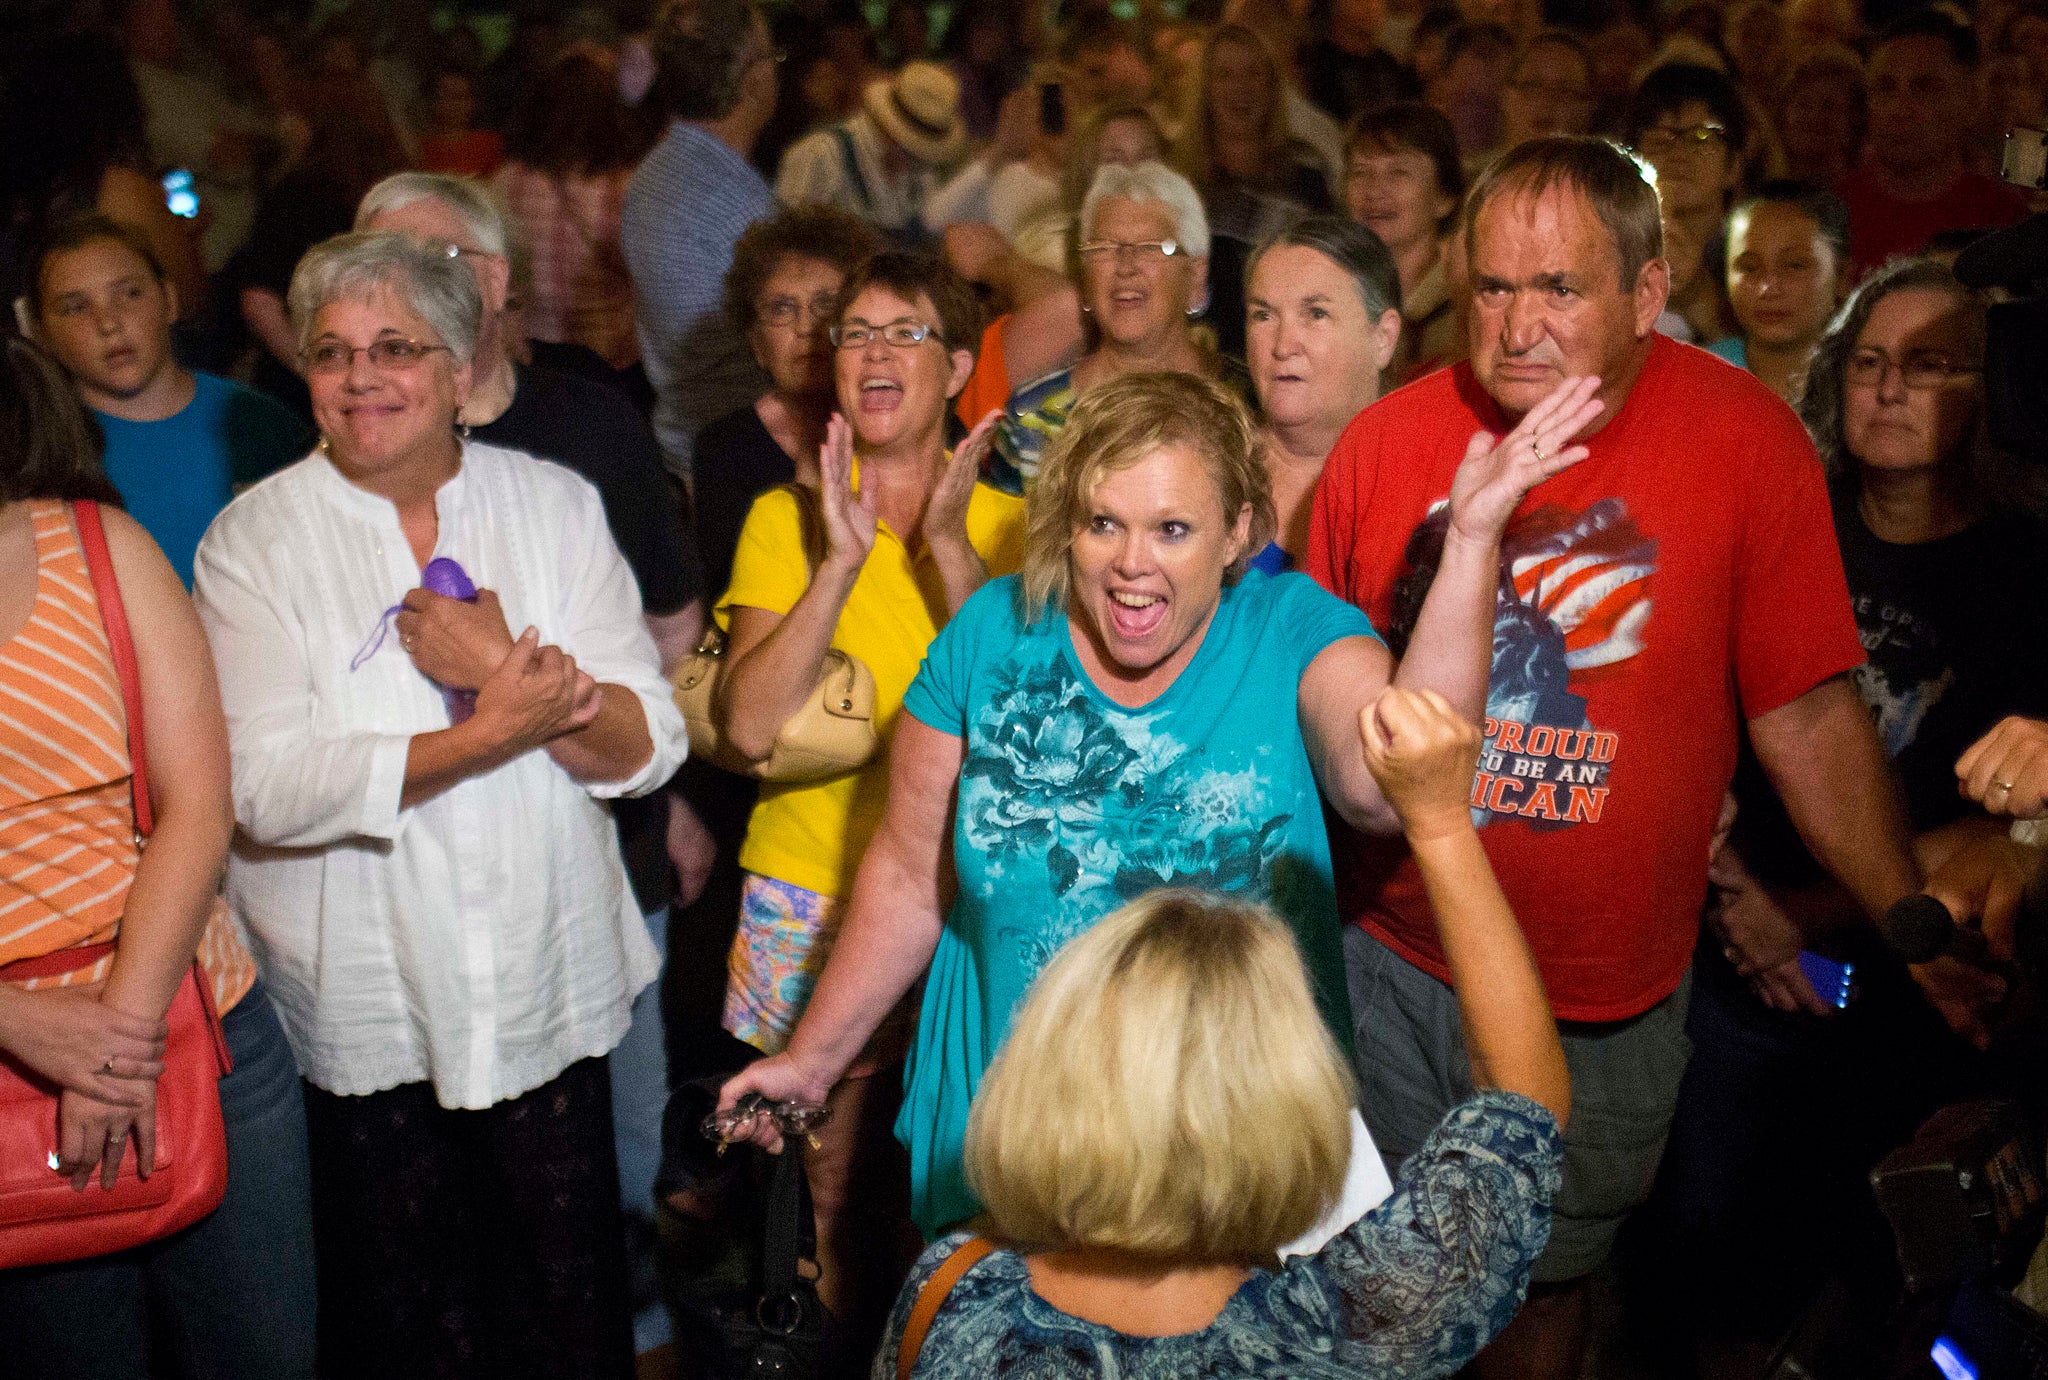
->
[658, 1076, 834, 1378]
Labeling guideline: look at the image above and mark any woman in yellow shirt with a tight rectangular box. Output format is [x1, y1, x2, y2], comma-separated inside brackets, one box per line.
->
[712, 251, 1023, 1355]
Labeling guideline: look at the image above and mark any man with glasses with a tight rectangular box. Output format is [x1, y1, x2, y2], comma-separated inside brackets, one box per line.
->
[1310, 137, 1934, 1380]
[624, 0, 783, 487]
[1838, 8, 2029, 279]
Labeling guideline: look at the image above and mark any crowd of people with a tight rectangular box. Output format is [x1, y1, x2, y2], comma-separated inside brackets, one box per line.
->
[1, 0, 2045, 1377]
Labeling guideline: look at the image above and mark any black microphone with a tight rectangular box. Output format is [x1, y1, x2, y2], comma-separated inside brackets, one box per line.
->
[1880, 857, 2048, 981]
[1881, 893, 1975, 966]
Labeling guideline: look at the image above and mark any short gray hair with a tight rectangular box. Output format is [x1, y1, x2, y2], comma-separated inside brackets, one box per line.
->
[289, 231, 483, 364]
[355, 172, 512, 257]
[1080, 161, 1211, 258]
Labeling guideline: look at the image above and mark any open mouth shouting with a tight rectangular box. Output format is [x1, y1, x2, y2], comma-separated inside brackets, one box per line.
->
[1105, 586, 1169, 641]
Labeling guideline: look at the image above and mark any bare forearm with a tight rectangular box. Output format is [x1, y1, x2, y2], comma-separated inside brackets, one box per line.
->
[546, 683, 654, 783]
[1410, 828, 1570, 1125]
[719, 572, 858, 761]
[401, 717, 521, 810]
[783, 849, 945, 1085]
[1752, 679, 1921, 922]
[1391, 530, 1501, 723]
[927, 537, 988, 617]
[103, 800, 232, 1022]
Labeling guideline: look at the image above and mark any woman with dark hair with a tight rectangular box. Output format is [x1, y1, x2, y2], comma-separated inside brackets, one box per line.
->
[0, 29, 206, 316]
[1245, 216, 1404, 572]
[0, 336, 315, 1376]
[493, 44, 662, 372]
[1341, 103, 1465, 382]
[1631, 257, 2048, 1362]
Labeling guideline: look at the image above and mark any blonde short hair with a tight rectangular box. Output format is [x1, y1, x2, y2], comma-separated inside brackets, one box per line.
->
[966, 890, 1355, 1265]
[1019, 371, 1274, 624]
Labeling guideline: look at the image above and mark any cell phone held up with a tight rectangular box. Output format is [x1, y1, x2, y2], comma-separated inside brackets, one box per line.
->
[161, 168, 199, 220]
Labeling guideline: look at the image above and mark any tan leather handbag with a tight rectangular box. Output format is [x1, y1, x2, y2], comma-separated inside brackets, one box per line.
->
[674, 485, 880, 784]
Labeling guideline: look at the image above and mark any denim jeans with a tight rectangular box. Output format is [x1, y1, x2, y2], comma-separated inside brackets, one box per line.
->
[0, 980, 318, 1379]
[611, 904, 672, 1352]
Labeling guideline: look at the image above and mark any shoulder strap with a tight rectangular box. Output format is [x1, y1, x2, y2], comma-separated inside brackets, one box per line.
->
[72, 500, 152, 838]
[896, 1237, 997, 1380]
[829, 123, 875, 218]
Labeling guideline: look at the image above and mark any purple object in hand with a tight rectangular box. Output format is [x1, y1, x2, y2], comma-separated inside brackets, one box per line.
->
[422, 557, 477, 601]
[422, 559, 479, 724]
[349, 557, 482, 725]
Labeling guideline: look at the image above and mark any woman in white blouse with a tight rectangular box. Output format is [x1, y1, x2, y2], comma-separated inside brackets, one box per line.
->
[193, 231, 686, 1380]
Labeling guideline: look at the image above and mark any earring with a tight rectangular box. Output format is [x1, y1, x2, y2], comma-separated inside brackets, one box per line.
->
[317, 434, 331, 455]
[457, 419, 472, 440]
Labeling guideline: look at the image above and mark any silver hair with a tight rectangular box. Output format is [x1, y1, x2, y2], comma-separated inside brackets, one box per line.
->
[288, 231, 483, 364]
[355, 172, 512, 257]
[1080, 161, 1212, 258]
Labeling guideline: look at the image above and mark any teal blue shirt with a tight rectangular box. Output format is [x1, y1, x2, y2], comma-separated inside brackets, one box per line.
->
[1706, 336, 1748, 369]
[897, 570, 1378, 1235]
[95, 372, 311, 587]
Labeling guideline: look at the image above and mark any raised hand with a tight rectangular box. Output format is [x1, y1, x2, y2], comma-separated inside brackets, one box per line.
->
[817, 412, 878, 573]
[1448, 375, 1604, 546]
[926, 409, 998, 553]
[1359, 686, 1482, 843]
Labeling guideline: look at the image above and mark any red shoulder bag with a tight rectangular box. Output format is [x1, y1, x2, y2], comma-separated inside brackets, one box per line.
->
[0, 500, 232, 1268]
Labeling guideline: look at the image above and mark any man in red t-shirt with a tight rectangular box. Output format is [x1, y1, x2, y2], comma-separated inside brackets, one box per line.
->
[1310, 137, 1927, 1379]
[1837, 11, 2029, 278]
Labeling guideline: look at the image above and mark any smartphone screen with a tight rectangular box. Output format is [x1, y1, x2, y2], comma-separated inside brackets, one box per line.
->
[1040, 82, 1066, 138]
[1797, 950, 1856, 1010]
[162, 168, 199, 219]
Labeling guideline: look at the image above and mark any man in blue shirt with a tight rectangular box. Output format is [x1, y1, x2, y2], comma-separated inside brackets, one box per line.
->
[623, 0, 781, 486]
[28, 215, 310, 587]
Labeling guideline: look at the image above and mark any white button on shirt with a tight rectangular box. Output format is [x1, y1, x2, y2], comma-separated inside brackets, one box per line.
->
[195, 442, 689, 1109]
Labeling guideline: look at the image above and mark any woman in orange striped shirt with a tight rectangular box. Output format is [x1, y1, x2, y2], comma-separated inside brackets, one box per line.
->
[0, 337, 314, 1377]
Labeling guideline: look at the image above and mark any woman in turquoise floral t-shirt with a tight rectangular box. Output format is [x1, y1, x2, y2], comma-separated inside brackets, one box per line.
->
[720, 368, 1607, 1235]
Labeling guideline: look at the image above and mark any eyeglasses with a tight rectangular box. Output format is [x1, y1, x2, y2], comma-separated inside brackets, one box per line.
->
[759, 291, 840, 329]
[1845, 347, 1981, 390]
[1633, 123, 1729, 156]
[302, 337, 453, 375]
[827, 319, 942, 349]
[1077, 238, 1182, 264]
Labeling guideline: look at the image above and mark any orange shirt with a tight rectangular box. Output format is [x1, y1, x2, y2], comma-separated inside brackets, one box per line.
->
[955, 313, 1012, 431]
[0, 501, 254, 1011]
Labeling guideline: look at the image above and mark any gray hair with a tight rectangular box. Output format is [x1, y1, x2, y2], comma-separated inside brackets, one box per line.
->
[288, 231, 483, 364]
[1080, 161, 1211, 258]
[1248, 214, 1403, 320]
[355, 172, 513, 257]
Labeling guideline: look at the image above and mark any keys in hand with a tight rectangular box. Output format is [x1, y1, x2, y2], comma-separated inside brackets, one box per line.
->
[701, 1093, 831, 1153]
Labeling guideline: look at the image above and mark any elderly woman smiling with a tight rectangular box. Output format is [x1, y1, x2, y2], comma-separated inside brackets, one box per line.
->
[988, 162, 1243, 493]
[193, 231, 686, 1377]
[723, 368, 1603, 1238]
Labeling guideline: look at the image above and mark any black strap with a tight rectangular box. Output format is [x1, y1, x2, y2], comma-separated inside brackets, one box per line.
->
[829, 125, 875, 219]
[759, 1145, 804, 1309]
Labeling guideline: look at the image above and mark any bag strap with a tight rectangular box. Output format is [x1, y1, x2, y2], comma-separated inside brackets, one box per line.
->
[758, 1143, 808, 1317]
[829, 124, 875, 219]
[896, 1236, 996, 1380]
[72, 500, 152, 838]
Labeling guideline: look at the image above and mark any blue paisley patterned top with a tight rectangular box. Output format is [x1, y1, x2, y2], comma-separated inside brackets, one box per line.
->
[876, 1092, 1564, 1379]
[897, 571, 1379, 1235]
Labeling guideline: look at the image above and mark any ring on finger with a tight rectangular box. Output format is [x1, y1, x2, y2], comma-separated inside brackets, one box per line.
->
[101, 1058, 114, 1075]
[1531, 441, 1546, 465]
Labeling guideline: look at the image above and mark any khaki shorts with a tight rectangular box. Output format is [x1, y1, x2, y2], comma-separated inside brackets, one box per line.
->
[1345, 924, 1694, 1283]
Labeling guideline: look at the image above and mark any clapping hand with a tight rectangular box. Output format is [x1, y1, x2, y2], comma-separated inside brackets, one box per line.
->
[1359, 687, 1482, 844]
[1448, 375, 1604, 546]
[926, 410, 999, 553]
[818, 413, 877, 573]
